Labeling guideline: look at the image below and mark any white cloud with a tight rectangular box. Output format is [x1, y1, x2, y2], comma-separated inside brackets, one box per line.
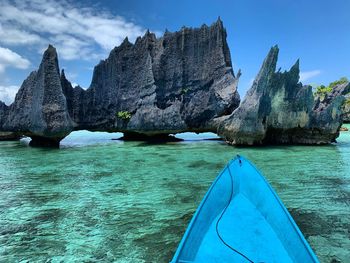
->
[0, 0, 148, 61]
[0, 85, 19, 105]
[0, 24, 42, 45]
[0, 46, 30, 73]
[49, 34, 95, 60]
[300, 70, 321, 82]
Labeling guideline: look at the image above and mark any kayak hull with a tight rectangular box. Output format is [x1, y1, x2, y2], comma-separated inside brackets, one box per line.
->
[171, 155, 319, 263]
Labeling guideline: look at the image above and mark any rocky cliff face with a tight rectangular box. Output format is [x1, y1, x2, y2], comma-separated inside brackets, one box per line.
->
[0, 20, 346, 147]
[0, 101, 8, 129]
[314, 82, 350, 123]
[344, 94, 350, 123]
[0, 19, 240, 146]
[63, 19, 240, 135]
[217, 46, 345, 145]
[0, 101, 20, 141]
[3, 45, 73, 146]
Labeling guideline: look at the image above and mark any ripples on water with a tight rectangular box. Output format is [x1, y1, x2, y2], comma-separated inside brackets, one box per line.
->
[0, 128, 349, 262]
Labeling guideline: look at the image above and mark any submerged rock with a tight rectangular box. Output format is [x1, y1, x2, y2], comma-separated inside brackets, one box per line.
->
[121, 132, 182, 142]
[2, 45, 73, 147]
[217, 46, 344, 145]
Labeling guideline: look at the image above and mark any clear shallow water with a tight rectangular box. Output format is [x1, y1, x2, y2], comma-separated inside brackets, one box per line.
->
[0, 128, 349, 263]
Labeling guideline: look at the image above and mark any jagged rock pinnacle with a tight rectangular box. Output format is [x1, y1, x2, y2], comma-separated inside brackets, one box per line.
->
[0, 22, 344, 147]
[0, 20, 240, 146]
[218, 46, 344, 145]
[2, 44, 73, 147]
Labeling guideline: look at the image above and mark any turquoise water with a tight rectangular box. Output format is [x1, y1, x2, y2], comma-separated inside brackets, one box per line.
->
[0, 128, 349, 263]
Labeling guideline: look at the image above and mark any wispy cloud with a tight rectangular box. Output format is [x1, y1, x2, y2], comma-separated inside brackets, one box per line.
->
[0, 46, 30, 73]
[0, 24, 42, 45]
[0, 85, 19, 105]
[300, 70, 321, 82]
[0, 0, 148, 61]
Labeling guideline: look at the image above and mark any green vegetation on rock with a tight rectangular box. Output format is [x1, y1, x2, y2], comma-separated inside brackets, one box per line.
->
[345, 97, 350, 106]
[181, 87, 189, 94]
[314, 85, 333, 96]
[116, 111, 132, 120]
[329, 77, 349, 89]
[314, 77, 349, 98]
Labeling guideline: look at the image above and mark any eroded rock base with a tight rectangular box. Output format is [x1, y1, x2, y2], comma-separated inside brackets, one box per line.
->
[29, 136, 62, 148]
[0, 132, 21, 141]
[263, 128, 337, 145]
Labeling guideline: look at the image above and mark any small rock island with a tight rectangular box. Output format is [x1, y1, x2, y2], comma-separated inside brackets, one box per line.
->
[0, 19, 347, 147]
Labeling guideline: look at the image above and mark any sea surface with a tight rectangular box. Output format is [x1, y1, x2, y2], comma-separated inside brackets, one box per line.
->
[0, 126, 349, 262]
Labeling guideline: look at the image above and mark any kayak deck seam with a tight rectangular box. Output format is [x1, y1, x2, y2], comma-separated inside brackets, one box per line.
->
[215, 164, 254, 263]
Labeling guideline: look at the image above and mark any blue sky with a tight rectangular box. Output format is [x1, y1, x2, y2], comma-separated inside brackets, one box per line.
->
[0, 0, 349, 105]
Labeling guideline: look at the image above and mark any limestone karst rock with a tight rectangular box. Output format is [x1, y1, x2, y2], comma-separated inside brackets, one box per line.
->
[3, 45, 73, 147]
[217, 46, 345, 145]
[0, 101, 19, 141]
[62, 18, 241, 136]
[344, 94, 350, 123]
[0, 20, 346, 147]
[314, 82, 350, 123]
[0, 101, 8, 129]
[0, 19, 240, 146]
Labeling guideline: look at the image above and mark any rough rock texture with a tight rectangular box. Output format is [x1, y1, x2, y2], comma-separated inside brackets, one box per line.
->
[62, 18, 240, 136]
[0, 102, 21, 141]
[0, 19, 346, 147]
[314, 82, 350, 123]
[218, 46, 345, 145]
[0, 132, 20, 141]
[2, 45, 73, 147]
[344, 94, 350, 123]
[0, 101, 8, 129]
[0, 19, 240, 146]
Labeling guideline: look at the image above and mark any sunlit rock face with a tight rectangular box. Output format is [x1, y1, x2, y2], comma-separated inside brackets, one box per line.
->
[0, 19, 240, 146]
[61, 18, 240, 135]
[2, 45, 74, 147]
[0, 20, 346, 147]
[343, 95, 350, 123]
[313, 82, 350, 123]
[217, 46, 345, 145]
